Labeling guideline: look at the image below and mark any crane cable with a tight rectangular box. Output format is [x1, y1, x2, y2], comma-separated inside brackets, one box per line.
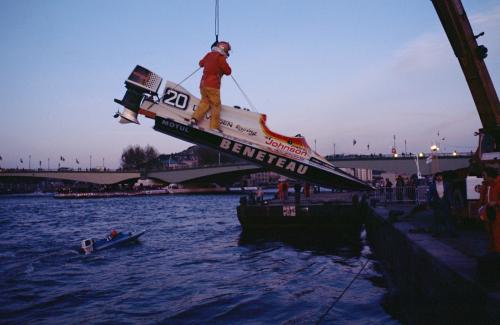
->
[158, 0, 258, 112]
[215, 0, 219, 43]
[214, 0, 258, 112]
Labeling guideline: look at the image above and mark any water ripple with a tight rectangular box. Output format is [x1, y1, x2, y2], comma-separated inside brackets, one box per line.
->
[0, 195, 399, 324]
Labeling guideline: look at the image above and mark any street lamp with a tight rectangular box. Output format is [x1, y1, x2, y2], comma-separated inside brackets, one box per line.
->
[452, 150, 458, 156]
[418, 152, 424, 158]
[430, 144, 440, 174]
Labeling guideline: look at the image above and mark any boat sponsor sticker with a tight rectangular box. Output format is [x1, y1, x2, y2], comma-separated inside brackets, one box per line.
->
[156, 118, 190, 134]
[235, 124, 257, 137]
[219, 138, 309, 175]
[265, 137, 308, 157]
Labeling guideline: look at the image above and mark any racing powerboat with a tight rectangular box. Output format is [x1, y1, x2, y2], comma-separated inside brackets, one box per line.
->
[114, 65, 372, 190]
[80, 230, 145, 254]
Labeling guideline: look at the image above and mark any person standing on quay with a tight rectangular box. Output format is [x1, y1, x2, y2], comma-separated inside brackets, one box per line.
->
[428, 172, 456, 237]
[189, 41, 232, 133]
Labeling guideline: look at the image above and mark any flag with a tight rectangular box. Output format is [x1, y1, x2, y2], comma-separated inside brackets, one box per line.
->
[20, 158, 23, 163]
[367, 144, 370, 151]
[39, 160, 42, 167]
[76, 159, 79, 164]
[60, 156, 65, 161]
[353, 139, 357, 146]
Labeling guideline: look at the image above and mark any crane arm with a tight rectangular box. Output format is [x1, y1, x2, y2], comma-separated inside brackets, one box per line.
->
[431, 0, 500, 130]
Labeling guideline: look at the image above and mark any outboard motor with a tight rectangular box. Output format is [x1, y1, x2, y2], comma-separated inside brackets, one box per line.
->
[114, 65, 162, 124]
[81, 239, 94, 255]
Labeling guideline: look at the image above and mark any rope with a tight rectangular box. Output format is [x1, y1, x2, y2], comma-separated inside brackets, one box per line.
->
[171, 67, 202, 91]
[231, 75, 258, 112]
[315, 258, 371, 324]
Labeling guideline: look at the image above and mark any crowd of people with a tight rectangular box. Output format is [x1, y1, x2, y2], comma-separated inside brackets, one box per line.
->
[376, 174, 421, 202]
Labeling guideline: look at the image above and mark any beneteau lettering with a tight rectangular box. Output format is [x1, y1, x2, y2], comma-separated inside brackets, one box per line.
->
[267, 154, 277, 164]
[218, 138, 308, 175]
[242, 147, 255, 158]
[265, 138, 307, 157]
[276, 157, 286, 168]
[285, 161, 296, 171]
[232, 143, 243, 154]
[256, 151, 266, 161]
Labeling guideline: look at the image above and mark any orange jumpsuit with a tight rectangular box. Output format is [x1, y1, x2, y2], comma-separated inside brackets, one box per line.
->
[191, 51, 231, 129]
[480, 176, 500, 252]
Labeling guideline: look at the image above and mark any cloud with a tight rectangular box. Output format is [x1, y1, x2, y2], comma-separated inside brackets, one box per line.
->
[307, 4, 500, 155]
[470, 5, 500, 26]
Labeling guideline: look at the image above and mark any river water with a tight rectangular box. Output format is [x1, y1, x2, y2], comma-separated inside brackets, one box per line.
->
[0, 194, 399, 324]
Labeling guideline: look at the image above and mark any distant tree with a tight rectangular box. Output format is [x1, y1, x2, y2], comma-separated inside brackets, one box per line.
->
[121, 145, 159, 170]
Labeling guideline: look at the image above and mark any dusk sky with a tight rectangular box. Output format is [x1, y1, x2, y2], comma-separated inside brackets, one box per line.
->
[1, 0, 499, 169]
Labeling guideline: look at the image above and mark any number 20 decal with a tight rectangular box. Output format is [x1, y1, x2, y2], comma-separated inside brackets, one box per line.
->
[163, 88, 190, 110]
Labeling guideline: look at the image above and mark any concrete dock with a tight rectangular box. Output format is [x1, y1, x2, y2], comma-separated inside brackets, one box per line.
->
[367, 203, 500, 324]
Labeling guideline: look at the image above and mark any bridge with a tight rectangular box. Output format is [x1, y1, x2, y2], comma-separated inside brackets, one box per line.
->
[0, 155, 471, 185]
[330, 154, 471, 175]
[0, 170, 141, 185]
[0, 164, 263, 186]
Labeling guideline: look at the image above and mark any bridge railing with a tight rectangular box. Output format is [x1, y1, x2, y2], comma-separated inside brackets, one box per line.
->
[369, 185, 429, 204]
[327, 153, 472, 161]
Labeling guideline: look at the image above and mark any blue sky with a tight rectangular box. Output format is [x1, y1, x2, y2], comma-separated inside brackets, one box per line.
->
[1, 0, 499, 169]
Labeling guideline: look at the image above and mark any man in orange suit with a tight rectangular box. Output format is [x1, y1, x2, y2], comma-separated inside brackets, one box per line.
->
[190, 41, 232, 133]
[480, 168, 500, 252]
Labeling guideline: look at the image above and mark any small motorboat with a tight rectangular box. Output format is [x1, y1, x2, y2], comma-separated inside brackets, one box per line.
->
[80, 230, 145, 254]
[114, 65, 373, 190]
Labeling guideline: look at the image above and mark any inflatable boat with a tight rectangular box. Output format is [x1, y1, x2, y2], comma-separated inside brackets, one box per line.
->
[80, 230, 145, 254]
[114, 65, 372, 190]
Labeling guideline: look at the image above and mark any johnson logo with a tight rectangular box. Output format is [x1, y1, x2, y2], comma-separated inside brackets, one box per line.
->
[265, 138, 307, 157]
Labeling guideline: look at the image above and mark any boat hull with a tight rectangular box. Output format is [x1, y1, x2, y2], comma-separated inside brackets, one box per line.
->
[115, 66, 372, 190]
[153, 116, 369, 190]
[85, 230, 145, 253]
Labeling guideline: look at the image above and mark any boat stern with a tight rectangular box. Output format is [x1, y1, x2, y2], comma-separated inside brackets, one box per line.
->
[114, 65, 163, 124]
[81, 238, 94, 255]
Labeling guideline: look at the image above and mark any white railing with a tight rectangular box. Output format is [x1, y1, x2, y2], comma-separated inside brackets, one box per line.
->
[370, 185, 429, 204]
